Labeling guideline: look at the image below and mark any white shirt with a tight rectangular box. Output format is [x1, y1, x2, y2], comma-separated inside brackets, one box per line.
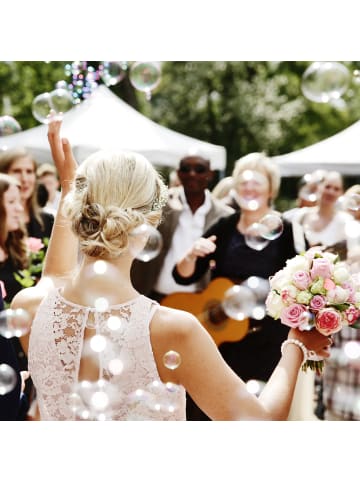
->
[155, 187, 212, 294]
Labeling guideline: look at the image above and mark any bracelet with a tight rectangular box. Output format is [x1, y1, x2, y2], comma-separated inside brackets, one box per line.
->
[281, 339, 308, 364]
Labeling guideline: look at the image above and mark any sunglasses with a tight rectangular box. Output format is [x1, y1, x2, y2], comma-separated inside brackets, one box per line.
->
[178, 164, 208, 174]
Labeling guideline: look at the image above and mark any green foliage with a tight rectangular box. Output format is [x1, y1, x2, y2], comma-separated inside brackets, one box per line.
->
[2, 60, 360, 193]
[0, 61, 70, 130]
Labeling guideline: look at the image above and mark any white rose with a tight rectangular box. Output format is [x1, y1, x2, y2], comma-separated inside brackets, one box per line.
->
[285, 255, 310, 274]
[322, 251, 338, 263]
[354, 292, 360, 305]
[265, 291, 284, 319]
[269, 270, 290, 291]
[333, 264, 350, 284]
[327, 286, 350, 304]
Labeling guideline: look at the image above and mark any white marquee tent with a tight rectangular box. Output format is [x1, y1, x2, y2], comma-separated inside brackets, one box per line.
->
[0, 86, 226, 170]
[272, 120, 360, 176]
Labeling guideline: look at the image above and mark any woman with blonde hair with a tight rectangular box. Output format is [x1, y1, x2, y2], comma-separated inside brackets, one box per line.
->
[173, 152, 300, 420]
[11, 126, 330, 421]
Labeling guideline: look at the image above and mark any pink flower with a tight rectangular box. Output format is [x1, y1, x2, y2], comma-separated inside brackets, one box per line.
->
[27, 237, 44, 253]
[292, 270, 311, 290]
[324, 278, 336, 291]
[280, 303, 307, 328]
[310, 257, 333, 280]
[309, 295, 326, 311]
[344, 306, 360, 325]
[315, 308, 343, 335]
[281, 288, 296, 304]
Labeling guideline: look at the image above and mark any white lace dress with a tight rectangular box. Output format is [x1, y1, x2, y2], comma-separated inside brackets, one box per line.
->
[28, 288, 186, 421]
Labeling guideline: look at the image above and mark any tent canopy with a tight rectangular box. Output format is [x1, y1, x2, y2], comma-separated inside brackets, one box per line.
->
[272, 120, 360, 176]
[0, 86, 226, 170]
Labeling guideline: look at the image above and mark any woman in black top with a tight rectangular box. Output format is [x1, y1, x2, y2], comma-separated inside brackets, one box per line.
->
[173, 153, 297, 420]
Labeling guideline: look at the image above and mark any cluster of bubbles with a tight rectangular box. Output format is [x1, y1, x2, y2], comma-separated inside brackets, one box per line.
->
[300, 61, 360, 107]
[0, 115, 21, 137]
[32, 88, 74, 124]
[0, 308, 31, 396]
[60, 253, 182, 420]
[31, 61, 162, 124]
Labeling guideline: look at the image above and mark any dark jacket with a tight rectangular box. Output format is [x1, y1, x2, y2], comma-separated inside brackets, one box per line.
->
[131, 189, 233, 295]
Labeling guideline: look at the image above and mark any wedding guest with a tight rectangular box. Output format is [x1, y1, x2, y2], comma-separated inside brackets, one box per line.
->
[0, 148, 54, 240]
[10, 118, 331, 421]
[0, 150, 54, 408]
[0, 172, 32, 417]
[172, 152, 300, 420]
[36, 162, 61, 214]
[0, 289, 29, 420]
[289, 170, 353, 258]
[131, 154, 233, 301]
[0, 173, 28, 304]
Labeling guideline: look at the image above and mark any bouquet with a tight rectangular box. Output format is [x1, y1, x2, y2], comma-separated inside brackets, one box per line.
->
[14, 237, 48, 289]
[265, 247, 360, 373]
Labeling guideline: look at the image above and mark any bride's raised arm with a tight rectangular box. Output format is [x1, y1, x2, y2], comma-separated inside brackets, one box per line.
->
[10, 116, 79, 354]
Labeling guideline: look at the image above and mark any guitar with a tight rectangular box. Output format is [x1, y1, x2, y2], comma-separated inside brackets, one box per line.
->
[161, 277, 250, 346]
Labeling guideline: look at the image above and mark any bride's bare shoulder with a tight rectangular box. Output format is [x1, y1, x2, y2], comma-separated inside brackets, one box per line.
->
[151, 305, 201, 339]
[10, 276, 55, 313]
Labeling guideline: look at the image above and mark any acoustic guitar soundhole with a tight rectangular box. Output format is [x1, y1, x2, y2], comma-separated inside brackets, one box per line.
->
[204, 300, 227, 326]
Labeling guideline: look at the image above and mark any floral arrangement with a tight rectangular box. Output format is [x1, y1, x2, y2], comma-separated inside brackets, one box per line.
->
[265, 247, 360, 373]
[14, 237, 48, 289]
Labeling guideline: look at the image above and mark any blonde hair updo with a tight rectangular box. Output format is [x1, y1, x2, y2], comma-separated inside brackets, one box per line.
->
[63, 150, 168, 258]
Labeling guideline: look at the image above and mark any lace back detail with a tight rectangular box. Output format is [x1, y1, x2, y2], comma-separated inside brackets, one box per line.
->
[28, 289, 186, 420]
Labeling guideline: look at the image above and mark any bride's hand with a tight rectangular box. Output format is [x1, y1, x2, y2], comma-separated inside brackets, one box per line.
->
[47, 111, 77, 193]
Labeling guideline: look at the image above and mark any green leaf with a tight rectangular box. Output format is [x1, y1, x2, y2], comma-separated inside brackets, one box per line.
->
[331, 303, 351, 312]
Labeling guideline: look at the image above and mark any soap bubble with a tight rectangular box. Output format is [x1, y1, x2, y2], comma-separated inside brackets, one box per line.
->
[0, 364, 17, 395]
[244, 223, 270, 251]
[129, 224, 163, 262]
[163, 350, 181, 370]
[259, 213, 283, 240]
[241, 276, 270, 320]
[340, 193, 360, 212]
[99, 61, 127, 86]
[0, 115, 21, 136]
[129, 61, 161, 100]
[0, 308, 31, 338]
[49, 88, 74, 113]
[301, 61, 350, 103]
[32, 89, 73, 124]
[222, 284, 257, 321]
[32, 93, 53, 123]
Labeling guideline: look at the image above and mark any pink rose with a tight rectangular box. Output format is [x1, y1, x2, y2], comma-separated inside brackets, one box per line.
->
[310, 258, 333, 280]
[27, 237, 44, 253]
[292, 270, 311, 290]
[280, 303, 307, 328]
[344, 306, 360, 325]
[309, 295, 326, 311]
[324, 278, 336, 291]
[281, 288, 296, 304]
[315, 308, 342, 335]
